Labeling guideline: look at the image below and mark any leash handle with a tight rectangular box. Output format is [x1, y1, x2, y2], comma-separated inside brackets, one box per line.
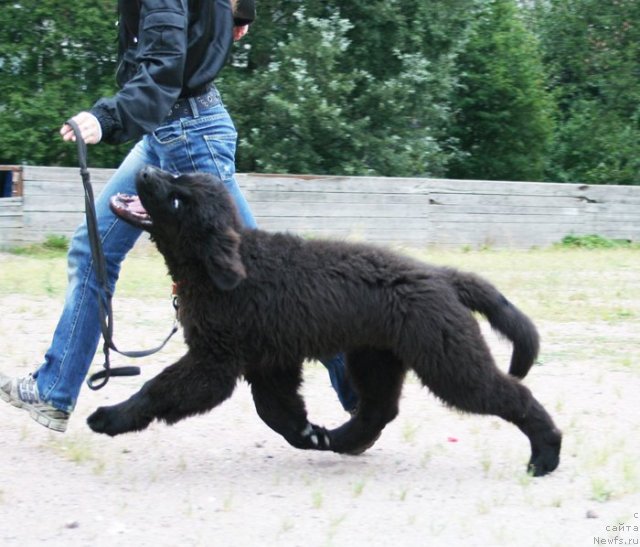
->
[65, 119, 180, 390]
[86, 366, 141, 391]
[66, 119, 88, 171]
[65, 119, 129, 389]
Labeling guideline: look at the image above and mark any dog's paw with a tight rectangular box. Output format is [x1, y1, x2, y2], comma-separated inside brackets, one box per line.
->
[87, 406, 130, 437]
[527, 429, 562, 477]
[300, 423, 331, 450]
[344, 431, 382, 456]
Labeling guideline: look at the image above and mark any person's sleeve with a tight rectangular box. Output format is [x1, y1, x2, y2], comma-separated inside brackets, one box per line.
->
[89, 0, 194, 144]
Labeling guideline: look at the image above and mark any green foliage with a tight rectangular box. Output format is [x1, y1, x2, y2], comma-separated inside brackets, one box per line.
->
[547, 100, 640, 184]
[222, 0, 475, 176]
[533, 0, 640, 184]
[447, 0, 553, 181]
[223, 12, 366, 174]
[0, 0, 128, 167]
[0, 0, 638, 183]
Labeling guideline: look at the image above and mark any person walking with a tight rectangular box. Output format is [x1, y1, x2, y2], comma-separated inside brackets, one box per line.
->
[1, 0, 357, 433]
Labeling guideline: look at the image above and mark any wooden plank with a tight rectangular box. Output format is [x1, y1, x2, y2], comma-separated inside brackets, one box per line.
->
[250, 203, 594, 225]
[0, 197, 23, 248]
[22, 166, 115, 184]
[254, 215, 589, 234]
[6, 168, 640, 249]
[243, 189, 434, 205]
[22, 211, 85, 232]
[239, 174, 603, 197]
[0, 197, 23, 204]
[20, 180, 108, 197]
[0, 197, 23, 209]
[0, 199, 23, 234]
[242, 189, 605, 211]
[0, 218, 23, 229]
[22, 195, 88, 213]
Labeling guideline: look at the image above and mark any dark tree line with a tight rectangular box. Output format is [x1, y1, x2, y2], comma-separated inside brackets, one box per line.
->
[0, 0, 637, 184]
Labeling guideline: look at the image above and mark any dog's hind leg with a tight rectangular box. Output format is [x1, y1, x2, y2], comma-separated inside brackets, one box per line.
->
[414, 353, 561, 477]
[328, 348, 406, 455]
[246, 366, 332, 451]
[87, 351, 238, 436]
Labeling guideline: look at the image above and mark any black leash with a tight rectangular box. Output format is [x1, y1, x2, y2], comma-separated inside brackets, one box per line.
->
[66, 119, 179, 390]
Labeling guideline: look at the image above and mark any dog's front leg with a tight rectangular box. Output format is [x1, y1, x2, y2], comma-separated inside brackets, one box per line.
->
[88, 351, 238, 436]
[247, 368, 332, 451]
[86, 384, 156, 436]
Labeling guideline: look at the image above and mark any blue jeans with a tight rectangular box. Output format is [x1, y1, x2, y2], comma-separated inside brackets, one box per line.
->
[34, 91, 358, 413]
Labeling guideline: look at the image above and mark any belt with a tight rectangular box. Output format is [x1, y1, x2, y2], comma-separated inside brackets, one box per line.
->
[165, 85, 220, 123]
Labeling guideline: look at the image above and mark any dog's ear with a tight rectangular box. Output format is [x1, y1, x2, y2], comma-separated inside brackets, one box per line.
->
[204, 227, 247, 290]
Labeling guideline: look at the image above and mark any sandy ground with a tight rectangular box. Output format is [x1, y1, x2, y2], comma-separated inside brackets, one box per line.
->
[1, 294, 639, 547]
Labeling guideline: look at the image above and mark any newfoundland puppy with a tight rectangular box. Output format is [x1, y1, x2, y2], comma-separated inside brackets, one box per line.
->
[88, 166, 561, 476]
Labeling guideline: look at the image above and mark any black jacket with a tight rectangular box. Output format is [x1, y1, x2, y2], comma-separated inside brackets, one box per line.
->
[90, 0, 237, 145]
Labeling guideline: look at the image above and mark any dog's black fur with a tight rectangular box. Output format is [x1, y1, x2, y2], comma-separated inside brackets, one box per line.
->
[88, 167, 562, 476]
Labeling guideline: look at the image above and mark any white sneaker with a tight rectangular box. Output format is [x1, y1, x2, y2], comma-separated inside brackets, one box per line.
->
[0, 372, 69, 432]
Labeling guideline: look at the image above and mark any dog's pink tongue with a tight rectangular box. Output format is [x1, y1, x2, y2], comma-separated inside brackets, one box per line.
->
[127, 195, 147, 215]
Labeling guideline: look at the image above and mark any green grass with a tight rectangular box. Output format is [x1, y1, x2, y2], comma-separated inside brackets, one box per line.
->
[555, 234, 640, 250]
[1, 245, 639, 314]
[407, 246, 640, 323]
[9, 234, 70, 256]
[44, 434, 106, 474]
[0, 245, 170, 299]
[1, 244, 639, 327]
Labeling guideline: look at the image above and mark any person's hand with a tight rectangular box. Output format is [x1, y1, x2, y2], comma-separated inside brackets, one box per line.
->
[60, 112, 102, 144]
[233, 24, 249, 41]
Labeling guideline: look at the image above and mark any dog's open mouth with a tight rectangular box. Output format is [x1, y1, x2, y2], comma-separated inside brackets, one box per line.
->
[109, 194, 153, 229]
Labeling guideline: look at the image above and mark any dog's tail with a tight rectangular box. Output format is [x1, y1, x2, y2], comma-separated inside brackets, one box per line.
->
[447, 268, 539, 379]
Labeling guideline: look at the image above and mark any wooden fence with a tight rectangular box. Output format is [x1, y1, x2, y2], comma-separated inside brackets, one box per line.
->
[1, 165, 639, 250]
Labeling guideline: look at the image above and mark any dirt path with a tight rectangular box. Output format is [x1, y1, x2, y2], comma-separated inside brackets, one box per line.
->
[1, 295, 639, 546]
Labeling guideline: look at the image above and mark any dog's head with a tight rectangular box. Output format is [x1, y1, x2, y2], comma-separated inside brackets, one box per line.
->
[110, 167, 246, 290]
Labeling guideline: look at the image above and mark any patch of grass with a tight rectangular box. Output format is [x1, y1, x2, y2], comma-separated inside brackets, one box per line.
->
[621, 456, 640, 492]
[420, 449, 433, 468]
[0, 246, 168, 298]
[619, 355, 639, 372]
[327, 514, 347, 541]
[311, 490, 323, 509]
[45, 434, 102, 467]
[352, 479, 366, 497]
[480, 453, 492, 476]
[518, 470, 535, 487]
[549, 497, 563, 508]
[401, 420, 420, 444]
[585, 446, 614, 469]
[2, 245, 639, 366]
[178, 455, 188, 471]
[476, 499, 491, 515]
[602, 308, 635, 321]
[590, 477, 614, 502]
[10, 234, 70, 257]
[555, 234, 638, 250]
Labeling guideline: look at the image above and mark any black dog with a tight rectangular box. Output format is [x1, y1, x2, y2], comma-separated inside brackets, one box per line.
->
[88, 167, 561, 476]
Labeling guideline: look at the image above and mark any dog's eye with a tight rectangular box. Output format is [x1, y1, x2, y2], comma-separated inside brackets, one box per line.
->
[172, 197, 182, 211]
